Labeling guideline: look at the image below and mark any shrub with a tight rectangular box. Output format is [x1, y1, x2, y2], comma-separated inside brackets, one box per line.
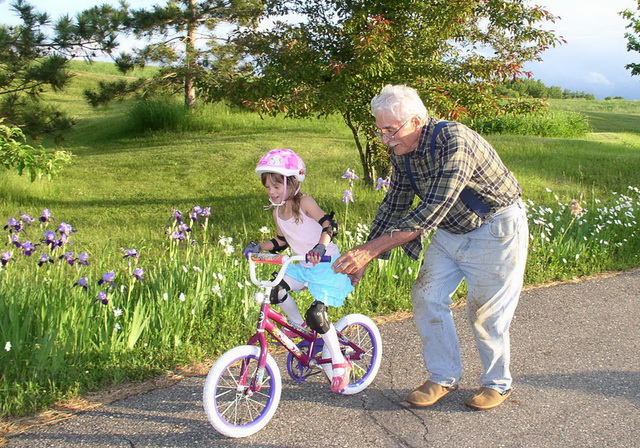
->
[467, 110, 592, 138]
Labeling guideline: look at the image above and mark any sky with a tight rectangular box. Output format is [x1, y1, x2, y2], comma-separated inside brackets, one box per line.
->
[1, 0, 639, 100]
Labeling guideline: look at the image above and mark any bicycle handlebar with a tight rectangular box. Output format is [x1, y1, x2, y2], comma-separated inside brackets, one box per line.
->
[248, 253, 331, 288]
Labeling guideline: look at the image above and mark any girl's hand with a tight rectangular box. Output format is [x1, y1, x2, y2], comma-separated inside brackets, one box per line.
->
[243, 241, 261, 259]
[306, 243, 326, 265]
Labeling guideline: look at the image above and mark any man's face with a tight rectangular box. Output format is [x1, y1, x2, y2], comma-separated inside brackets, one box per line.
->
[374, 110, 422, 156]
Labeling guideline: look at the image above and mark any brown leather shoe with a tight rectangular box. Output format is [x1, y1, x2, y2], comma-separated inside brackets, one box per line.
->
[465, 387, 512, 410]
[405, 380, 458, 407]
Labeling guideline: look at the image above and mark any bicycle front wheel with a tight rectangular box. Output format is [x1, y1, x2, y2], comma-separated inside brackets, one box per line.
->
[323, 314, 382, 395]
[203, 345, 282, 438]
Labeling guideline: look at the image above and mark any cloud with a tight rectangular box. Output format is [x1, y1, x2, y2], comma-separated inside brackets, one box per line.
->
[585, 72, 613, 86]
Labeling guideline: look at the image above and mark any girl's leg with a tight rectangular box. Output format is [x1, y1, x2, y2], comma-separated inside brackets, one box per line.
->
[322, 324, 351, 392]
[276, 275, 305, 326]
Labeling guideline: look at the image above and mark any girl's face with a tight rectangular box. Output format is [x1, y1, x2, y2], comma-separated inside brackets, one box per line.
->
[264, 177, 287, 204]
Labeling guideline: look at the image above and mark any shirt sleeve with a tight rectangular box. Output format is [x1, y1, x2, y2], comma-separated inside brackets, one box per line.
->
[367, 155, 416, 259]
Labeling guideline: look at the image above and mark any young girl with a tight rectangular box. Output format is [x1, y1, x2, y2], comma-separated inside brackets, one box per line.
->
[243, 148, 355, 393]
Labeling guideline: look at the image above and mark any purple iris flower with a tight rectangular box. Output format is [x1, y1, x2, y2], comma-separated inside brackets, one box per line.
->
[39, 209, 54, 223]
[4, 217, 23, 233]
[375, 177, 390, 190]
[20, 213, 35, 224]
[201, 207, 211, 217]
[341, 168, 360, 182]
[342, 190, 354, 203]
[178, 223, 191, 233]
[11, 235, 21, 248]
[57, 222, 76, 236]
[95, 291, 109, 305]
[171, 231, 186, 241]
[43, 231, 61, 249]
[122, 249, 139, 259]
[59, 252, 77, 266]
[78, 252, 89, 266]
[1, 251, 13, 266]
[190, 206, 202, 221]
[21, 241, 38, 256]
[98, 271, 116, 287]
[172, 210, 183, 223]
[38, 253, 54, 267]
[74, 276, 88, 290]
[133, 267, 144, 281]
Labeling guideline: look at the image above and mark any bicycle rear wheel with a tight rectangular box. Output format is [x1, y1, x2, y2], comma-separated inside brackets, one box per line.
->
[203, 345, 282, 438]
[323, 314, 382, 395]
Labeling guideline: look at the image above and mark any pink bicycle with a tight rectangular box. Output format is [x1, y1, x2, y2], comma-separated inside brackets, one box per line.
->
[203, 253, 382, 438]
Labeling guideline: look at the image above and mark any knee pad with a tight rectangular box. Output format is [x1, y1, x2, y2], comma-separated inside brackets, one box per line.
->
[269, 277, 291, 304]
[305, 300, 330, 334]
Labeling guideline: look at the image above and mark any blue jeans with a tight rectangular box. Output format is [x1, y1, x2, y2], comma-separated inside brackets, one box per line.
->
[411, 200, 528, 393]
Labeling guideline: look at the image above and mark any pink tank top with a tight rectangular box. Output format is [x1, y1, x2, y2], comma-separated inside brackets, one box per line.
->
[276, 210, 339, 266]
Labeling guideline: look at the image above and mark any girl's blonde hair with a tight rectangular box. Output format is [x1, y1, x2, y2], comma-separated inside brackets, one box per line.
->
[261, 173, 303, 222]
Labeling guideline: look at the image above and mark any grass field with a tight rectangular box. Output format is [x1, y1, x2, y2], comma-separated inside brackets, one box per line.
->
[1, 62, 639, 418]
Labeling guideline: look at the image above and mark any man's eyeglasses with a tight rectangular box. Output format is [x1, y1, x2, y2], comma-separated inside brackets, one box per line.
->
[374, 117, 415, 140]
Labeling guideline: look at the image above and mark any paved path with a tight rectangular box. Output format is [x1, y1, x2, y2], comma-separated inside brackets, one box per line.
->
[4, 270, 640, 448]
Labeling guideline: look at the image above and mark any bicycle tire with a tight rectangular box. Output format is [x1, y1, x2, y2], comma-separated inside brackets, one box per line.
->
[322, 313, 382, 395]
[203, 345, 282, 438]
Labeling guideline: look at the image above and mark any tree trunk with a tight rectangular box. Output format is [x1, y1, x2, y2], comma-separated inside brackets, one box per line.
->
[184, 0, 197, 109]
[344, 113, 374, 186]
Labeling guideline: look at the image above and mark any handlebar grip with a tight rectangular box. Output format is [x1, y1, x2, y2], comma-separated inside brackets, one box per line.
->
[305, 255, 332, 263]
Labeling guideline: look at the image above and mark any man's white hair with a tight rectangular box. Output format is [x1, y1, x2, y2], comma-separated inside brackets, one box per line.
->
[370, 84, 429, 122]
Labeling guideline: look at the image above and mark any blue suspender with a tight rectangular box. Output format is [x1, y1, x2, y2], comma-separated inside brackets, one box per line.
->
[403, 121, 491, 219]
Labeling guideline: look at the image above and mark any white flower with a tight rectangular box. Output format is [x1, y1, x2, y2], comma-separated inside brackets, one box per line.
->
[4, 341, 11, 352]
[259, 226, 270, 234]
[193, 266, 202, 272]
[223, 245, 235, 255]
[218, 236, 233, 246]
[545, 187, 552, 193]
[114, 323, 121, 332]
[211, 285, 222, 297]
[179, 292, 186, 302]
[182, 265, 189, 273]
[163, 292, 169, 300]
[113, 308, 123, 317]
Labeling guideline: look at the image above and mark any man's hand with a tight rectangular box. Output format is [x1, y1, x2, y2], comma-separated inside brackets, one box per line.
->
[333, 244, 375, 276]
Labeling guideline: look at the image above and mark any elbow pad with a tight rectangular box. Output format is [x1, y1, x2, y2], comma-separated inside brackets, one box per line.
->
[318, 211, 338, 240]
[269, 235, 289, 253]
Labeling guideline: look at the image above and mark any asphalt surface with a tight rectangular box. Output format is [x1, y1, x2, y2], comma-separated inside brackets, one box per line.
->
[4, 269, 639, 448]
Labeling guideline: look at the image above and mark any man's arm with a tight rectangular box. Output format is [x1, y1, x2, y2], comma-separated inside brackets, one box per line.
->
[332, 230, 421, 285]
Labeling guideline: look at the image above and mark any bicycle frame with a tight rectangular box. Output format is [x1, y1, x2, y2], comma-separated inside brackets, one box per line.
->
[242, 253, 364, 393]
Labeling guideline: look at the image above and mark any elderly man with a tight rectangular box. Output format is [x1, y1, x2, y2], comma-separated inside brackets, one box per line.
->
[333, 84, 528, 410]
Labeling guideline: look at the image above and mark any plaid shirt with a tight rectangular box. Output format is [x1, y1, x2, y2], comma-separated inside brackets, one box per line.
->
[369, 118, 522, 260]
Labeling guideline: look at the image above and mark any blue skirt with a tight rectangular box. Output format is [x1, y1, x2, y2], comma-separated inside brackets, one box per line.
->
[286, 256, 354, 307]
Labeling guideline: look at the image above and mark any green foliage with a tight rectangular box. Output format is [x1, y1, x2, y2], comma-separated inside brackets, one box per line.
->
[0, 119, 72, 181]
[620, 1, 640, 76]
[83, 0, 264, 109]
[467, 109, 592, 138]
[221, 0, 563, 184]
[0, 0, 124, 140]
[497, 79, 596, 100]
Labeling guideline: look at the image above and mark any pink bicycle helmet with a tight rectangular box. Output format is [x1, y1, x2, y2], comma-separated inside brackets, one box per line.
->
[255, 148, 306, 182]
